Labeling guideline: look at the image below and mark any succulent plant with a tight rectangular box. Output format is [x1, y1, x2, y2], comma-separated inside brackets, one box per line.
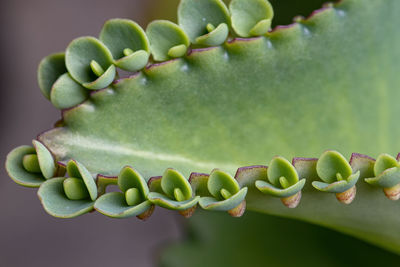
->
[5, 0, 400, 260]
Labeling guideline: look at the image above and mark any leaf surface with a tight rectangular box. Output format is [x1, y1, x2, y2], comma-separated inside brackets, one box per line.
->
[38, 0, 400, 252]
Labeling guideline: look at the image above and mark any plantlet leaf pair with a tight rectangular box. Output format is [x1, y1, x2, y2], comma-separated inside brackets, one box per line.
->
[178, 0, 274, 46]
[6, 141, 58, 187]
[312, 151, 360, 204]
[38, 160, 97, 218]
[256, 157, 305, 208]
[365, 154, 400, 200]
[95, 166, 154, 219]
[197, 169, 248, 217]
[148, 169, 200, 218]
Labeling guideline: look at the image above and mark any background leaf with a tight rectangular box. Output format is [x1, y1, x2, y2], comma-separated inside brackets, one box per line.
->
[37, 0, 400, 252]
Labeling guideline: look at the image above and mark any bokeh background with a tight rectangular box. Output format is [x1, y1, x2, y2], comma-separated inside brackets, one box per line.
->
[2, 0, 393, 266]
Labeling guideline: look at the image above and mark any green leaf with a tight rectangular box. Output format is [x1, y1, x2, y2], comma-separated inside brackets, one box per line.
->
[267, 156, 299, 187]
[66, 160, 97, 201]
[161, 168, 192, 201]
[94, 192, 152, 218]
[6, 146, 45, 187]
[199, 187, 247, 211]
[35, 0, 400, 253]
[100, 19, 150, 71]
[374, 153, 399, 176]
[365, 167, 400, 188]
[38, 178, 94, 218]
[312, 172, 359, 193]
[316, 151, 353, 183]
[37, 52, 67, 99]
[160, 211, 400, 267]
[32, 140, 56, 179]
[195, 23, 229, 46]
[178, 0, 230, 45]
[118, 166, 149, 197]
[256, 179, 305, 197]
[148, 192, 199, 210]
[65, 36, 115, 89]
[50, 73, 89, 109]
[229, 0, 274, 37]
[146, 20, 190, 61]
[207, 169, 240, 200]
[168, 44, 188, 58]
[63, 177, 90, 200]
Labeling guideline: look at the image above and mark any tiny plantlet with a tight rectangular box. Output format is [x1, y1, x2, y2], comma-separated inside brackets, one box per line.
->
[5, 0, 400, 257]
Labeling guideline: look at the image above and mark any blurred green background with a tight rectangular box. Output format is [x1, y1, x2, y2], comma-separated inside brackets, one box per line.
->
[1, 0, 398, 266]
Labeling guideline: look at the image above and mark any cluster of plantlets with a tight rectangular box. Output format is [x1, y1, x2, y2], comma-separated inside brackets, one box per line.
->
[37, 0, 274, 110]
[6, 139, 400, 219]
[5, 0, 400, 254]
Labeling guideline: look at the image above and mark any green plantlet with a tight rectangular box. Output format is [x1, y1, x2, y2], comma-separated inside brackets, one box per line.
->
[100, 19, 150, 72]
[94, 166, 154, 220]
[6, 0, 400, 256]
[178, 0, 230, 46]
[146, 20, 190, 61]
[37, 52, 67, 100]
[365, 154, 400, 200]
[6, 140, 59, 187]
[37, 52, 89, 109]
[37, 160, 97, 218]
[198, 169, 248, 217]
[256, 156, 305, 208]
[229, 0, 274, 37]
[313, 151, 360, 204]
[148, 168, 199, 218]
[65, 36, 116, 89]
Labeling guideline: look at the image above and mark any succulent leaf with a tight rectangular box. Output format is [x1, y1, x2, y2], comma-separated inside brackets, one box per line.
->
[229, 0, 274, 37]
[66, 160, 97, 201]
[316, 151, 353, 184]
[6, 146, 45, 187]
[32, 140, 56, 179]
[207, 169, 240, 200]
[195, 23, 229, 46]
[267, 156, 299, 187]
[37, 52, 67, 99]
[118, 166, 148, 197]
[198, 187, 247, 211]
[94, 192, 153, 218]
[161, 168, 192, 201]
[256, 179, 305, 198]
[312, 172, 359, 193]
[38, 178, 94, 218]
[178, 0, 230, 45]
[365, 154, 400, 189]
[146, 20, 190, 61]
[65, 36, 115, 89]
[100, 18, 150, 71]
[148, 192, 200, 210]
[7, 0, 400, 254]
[373, 154, 399, 176]
[50, 73, 89, 109]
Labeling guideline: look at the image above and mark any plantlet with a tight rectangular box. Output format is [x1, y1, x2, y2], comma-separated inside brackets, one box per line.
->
[5, 0, 400, 257]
